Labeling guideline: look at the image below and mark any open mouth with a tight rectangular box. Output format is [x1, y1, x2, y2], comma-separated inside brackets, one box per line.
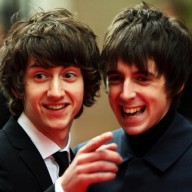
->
[44, 104, 69, 110]
[122, 106, 146, 117]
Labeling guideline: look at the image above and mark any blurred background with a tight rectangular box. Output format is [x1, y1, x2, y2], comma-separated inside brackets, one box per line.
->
[0, 0, 192, 147]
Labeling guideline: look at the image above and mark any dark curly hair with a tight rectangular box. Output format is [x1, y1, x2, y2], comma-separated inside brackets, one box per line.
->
[101, 2, 192, 106]
[0, 8, 101, 117]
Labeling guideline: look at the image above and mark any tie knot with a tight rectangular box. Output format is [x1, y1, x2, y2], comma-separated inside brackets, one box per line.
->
[53, 151, 69, 176]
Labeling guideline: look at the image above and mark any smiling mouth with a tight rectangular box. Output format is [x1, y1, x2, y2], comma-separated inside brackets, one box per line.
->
[122, 106, 146, 117]
[44, 104, 69, 110]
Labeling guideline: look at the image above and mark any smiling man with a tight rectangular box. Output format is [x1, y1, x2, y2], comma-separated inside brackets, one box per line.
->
[0, 8, 122, 192]
[107, 58, 172, 136]
[75, 2, 192, 192]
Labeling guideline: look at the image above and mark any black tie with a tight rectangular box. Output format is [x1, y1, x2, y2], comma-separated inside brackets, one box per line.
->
[53, 151, 69, 176]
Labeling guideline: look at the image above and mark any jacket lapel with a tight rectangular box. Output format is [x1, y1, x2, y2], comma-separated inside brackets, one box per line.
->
[145, 113, 192, 172]
[3, 117, 53, 190]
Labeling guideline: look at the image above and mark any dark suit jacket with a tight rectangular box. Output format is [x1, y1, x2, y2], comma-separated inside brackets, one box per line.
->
[0, 116, 73, 192]
[75, 112, 192, 192]
[0, 92, 10, 128]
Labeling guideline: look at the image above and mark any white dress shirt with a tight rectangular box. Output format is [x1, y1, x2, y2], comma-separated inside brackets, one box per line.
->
[18, 112, 70, 192]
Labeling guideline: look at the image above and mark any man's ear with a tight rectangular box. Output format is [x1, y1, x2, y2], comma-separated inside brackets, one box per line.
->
[177, 84, 184, 94]
[11, 88, 21, 99]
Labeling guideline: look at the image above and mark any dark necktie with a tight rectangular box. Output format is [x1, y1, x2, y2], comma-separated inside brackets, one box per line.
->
[53, 151, 69, 176]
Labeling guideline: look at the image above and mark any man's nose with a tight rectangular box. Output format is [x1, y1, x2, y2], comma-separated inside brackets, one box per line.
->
[120, 79, 136, 101]
[47, 78, 65, 99]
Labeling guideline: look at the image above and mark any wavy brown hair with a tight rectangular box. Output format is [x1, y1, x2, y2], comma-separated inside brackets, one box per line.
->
[0, 8, 101, 117]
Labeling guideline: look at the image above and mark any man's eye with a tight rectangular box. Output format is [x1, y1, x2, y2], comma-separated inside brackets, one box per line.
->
[107, 75, 122, 84]
[34, 73, 46, 79]
[63, 72, 77, 79]
[136, 76, 150, 82]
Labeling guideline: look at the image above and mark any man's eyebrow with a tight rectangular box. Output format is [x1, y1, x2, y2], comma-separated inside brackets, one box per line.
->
[27, 62, 39, 68]
[137, 71, 156, 76]
[140, 71, 159, 78]
[28, 62, 47, 69]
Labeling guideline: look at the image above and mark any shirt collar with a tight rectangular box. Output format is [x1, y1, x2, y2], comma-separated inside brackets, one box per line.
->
[17, 112, 71, 160]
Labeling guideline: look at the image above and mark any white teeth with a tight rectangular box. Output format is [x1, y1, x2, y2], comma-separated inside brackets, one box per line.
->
[124, 107, 142, 114]
[47, 105, 65, 110]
